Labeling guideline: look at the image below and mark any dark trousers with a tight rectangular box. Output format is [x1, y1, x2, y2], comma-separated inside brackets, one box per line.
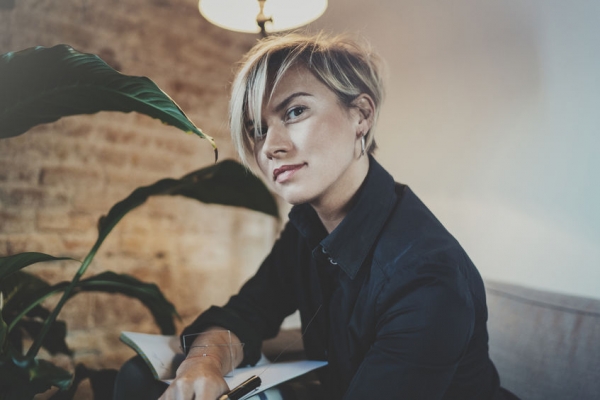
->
[495, 387, 521, 400]
[113, 355, 519, 400]
[113, 356, 168, 400]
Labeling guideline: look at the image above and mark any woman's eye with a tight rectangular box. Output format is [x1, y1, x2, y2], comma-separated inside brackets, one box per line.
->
[285, 106, 306, 121]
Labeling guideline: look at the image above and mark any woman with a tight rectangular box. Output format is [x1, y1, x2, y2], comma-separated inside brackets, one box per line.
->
[117, 32, 515, 400]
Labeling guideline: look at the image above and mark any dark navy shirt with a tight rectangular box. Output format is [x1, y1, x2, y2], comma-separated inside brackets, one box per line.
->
[183, 157, 501, 399]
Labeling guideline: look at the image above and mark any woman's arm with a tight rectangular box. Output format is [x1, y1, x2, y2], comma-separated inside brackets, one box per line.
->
[343, 265, 476, 399]
[163, 223, 300, 399]
[181, 222, 300, 367]
[159, 327, 243, 400]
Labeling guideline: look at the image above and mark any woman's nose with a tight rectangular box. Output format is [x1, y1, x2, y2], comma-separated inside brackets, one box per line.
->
[262, 125, 292, 159]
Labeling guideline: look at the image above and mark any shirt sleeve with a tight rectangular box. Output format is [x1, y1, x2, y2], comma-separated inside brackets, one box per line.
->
[343, 262, 475, 399]
[180, 222, 299, 367]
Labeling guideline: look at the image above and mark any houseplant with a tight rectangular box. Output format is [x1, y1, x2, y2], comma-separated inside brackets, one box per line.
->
[0, 45, 278, 399]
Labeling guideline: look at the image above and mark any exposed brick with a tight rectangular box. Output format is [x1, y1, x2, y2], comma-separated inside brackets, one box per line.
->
[61, 236, 96, 256]
[39, 117, 95, 140]
[36, 210, 95, 233]
[153, 135, 202, 157]
[60, 121, 94, 139]
[3, 187, 45, 206]
[130, 152, 173, 173]
[27, 263, 76, 284]
[39, 166, 103, 187]
[117, 233, 166, 258]
[0, 187, 70, 208]
[103, 128, 139, 145]
[0, 233, 65, 256]
[0, 0, 278, 378]
[0, 209, 35, 233]
[72, 187, 119, 213]
[103, 166, 163, 189]
[0, 161, 38, 183]
[43, 190, 70, 207]
[94, 146, 129, 168]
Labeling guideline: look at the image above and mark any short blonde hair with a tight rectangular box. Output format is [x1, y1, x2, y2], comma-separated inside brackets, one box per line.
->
[229, 32, 385, 166]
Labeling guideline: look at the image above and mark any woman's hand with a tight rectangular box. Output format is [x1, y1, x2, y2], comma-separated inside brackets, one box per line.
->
[160, 327, 243, 400]
[159, 354, 229, 400]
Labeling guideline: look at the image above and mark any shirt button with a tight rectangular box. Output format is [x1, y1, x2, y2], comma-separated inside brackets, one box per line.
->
[328, 257, 338, 265]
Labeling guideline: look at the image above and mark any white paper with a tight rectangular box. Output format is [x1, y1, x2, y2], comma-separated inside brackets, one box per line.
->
[120, 331, 183, 380]
[120, 331, 327, 398]
[222, 360, 327, 400]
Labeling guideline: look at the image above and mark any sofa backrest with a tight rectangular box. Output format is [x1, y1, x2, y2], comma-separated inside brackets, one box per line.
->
[485, 280, 600, 400]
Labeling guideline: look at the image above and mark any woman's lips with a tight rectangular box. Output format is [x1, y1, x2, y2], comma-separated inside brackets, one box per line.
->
[273, 164, 305, 183]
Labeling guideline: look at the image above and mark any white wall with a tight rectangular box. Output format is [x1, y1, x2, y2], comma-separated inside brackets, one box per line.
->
[314, 0, 600, 299]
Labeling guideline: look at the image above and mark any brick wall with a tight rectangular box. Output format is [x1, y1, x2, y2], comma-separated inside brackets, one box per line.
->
[0, 0, 280, 392]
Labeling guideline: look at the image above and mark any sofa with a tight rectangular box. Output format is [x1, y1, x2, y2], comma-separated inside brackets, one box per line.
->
[262, 280, 600, 399]
[485, 280, 600, 400]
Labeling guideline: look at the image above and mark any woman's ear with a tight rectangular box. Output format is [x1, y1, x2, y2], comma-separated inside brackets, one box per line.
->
[351, 94, 376, 137]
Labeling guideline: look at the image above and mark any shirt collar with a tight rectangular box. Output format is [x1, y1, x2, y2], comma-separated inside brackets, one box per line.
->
[289, 156, 398, 279]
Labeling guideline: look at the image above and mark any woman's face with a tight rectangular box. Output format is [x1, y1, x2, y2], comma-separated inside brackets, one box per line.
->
[252, 65, 370, 208]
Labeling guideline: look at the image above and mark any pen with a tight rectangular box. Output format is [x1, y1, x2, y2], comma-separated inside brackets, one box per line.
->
[217, 375, 262, 400]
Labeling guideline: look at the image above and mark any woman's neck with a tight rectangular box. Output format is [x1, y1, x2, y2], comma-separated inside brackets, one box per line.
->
[311, 157, 369, 233]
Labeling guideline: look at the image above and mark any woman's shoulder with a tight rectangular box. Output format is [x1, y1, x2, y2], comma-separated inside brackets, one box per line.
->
[381, 184, 459, 243]
[373, 185, 477, 280]
[371, 185, 488, 308]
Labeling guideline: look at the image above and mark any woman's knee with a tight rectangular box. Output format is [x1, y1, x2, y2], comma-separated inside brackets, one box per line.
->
[113, 356, 168, 400]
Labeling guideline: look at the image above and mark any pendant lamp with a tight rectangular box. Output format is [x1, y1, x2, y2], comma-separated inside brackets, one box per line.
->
[199, 0, 328, 35]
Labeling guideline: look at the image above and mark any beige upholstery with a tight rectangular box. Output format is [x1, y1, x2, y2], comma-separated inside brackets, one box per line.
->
[486, 280, 600, 400]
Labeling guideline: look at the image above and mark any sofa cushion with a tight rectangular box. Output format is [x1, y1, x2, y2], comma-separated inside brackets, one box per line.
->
[485, 280, 600, 400]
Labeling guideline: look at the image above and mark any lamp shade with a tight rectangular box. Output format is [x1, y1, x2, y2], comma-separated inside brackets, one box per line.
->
[199, 0, 328, 34]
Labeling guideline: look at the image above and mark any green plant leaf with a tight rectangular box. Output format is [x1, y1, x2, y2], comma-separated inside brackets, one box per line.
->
[76, 271, 178, 335]
[49, 363, 117, 400]
[96, 159, 278, 251]
[0, 293, 7, 354]
[7, 271, 178, 336]
[17, 320, 71, 356]
[18, 160, 277, 358]
[0, 253, 73, 282]
[0, 352, 72, 399]
[3, 268, 175, 354]
[171, 159, 279, 218]
[1, 272, 71, 356]
[0, 44, 216, 158]
[1, 270, 54, 333]
[6, 311, 71, 356]
[0, 270, 50, 308]
[30, 359, 72, 390]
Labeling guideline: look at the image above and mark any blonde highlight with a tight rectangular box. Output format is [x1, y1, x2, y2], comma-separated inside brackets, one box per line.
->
[229, 32, 385, 166]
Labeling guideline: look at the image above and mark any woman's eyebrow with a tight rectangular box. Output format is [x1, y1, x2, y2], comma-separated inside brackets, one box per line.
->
[274, 92, 313, 113]
[246, 92, 314, 128]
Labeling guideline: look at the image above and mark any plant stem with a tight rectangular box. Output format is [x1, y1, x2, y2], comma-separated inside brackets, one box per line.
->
[25, 241, 101, 359]
[25, 208, 127, 359]
[7, 283, 69, 333]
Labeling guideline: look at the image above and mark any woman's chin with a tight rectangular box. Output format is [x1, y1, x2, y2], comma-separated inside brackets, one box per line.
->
[277, 188, 315, 206]
[282, 195, 312, 206]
